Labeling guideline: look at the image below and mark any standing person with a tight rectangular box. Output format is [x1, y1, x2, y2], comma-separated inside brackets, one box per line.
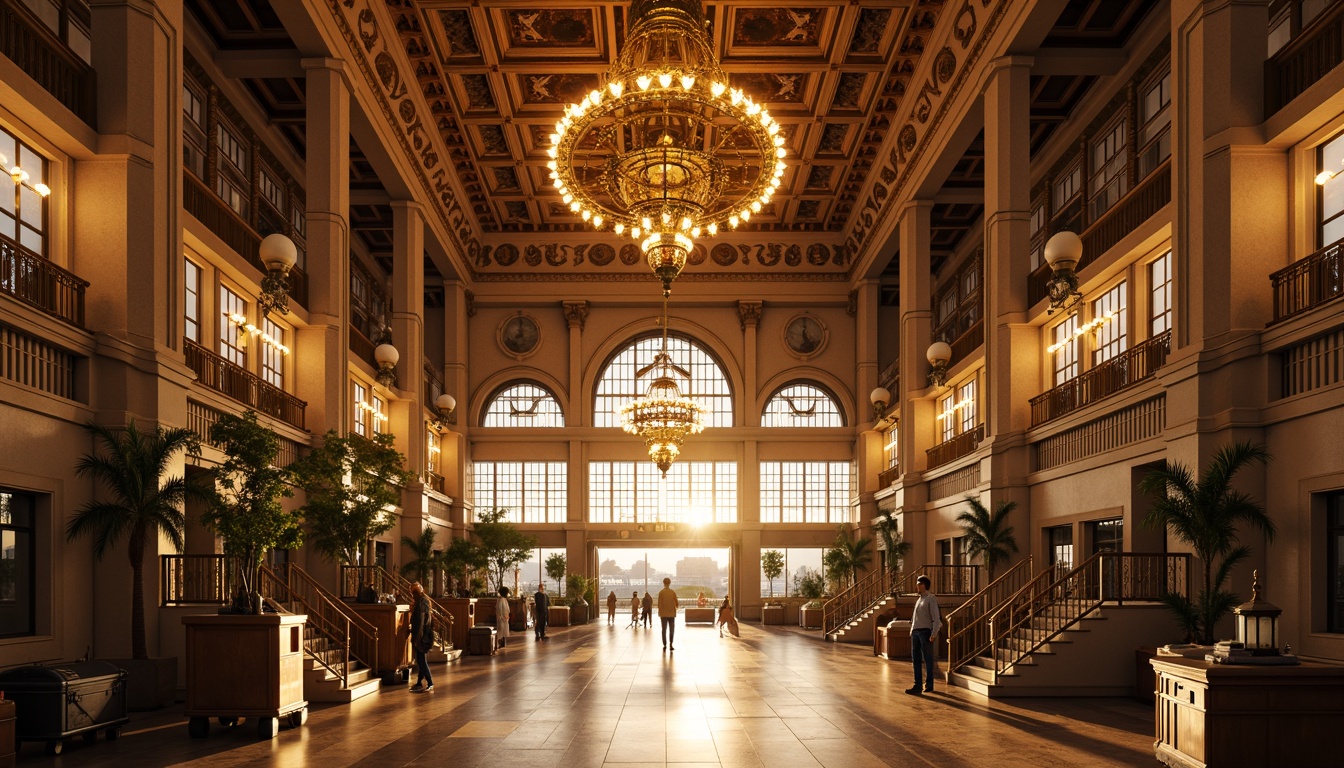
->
[630, 591, 640, 626]
[607, 590, 618, 625]
[408, 582, 434, 693]
[906, 575, 941, 695]
[641, 591, 653, 627]
[696, 591, 707, 608]
[717, 596, 740, 638]
[496, 587, 512, 648]
[657, 577, 678, 651]
[534, 582, 551, 641]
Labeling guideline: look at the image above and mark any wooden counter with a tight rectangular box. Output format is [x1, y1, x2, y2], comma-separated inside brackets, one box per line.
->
[346, 603, 411, 680]
[1151, 656, 1344, 768]
[182, 613, 308, 739]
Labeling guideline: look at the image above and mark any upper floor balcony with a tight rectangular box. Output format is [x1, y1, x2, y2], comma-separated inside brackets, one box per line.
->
[1, 232, 87, 327]
[1266, 0, 1344, 115]
[927, 424, 984, 471]
[1270, 236, 1344, 324]
[1030, 330, 1171, 428]
[0, 0, 96, 127]
[183, 337, 306, 430]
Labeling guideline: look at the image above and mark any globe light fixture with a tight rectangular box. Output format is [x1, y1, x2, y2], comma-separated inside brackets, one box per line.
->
[373, 333, 399, 388]
[433, 393, 457, 429]
[926, 341, 952, 389]
[550, 0, 785, 295]
[869, 386, 891, 419]
[257, 233, 299, 317]
[620, 293, 705, 476]
[1043, 230, 1084, 314]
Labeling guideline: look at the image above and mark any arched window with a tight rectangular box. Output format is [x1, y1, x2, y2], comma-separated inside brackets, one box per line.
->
[481, 383, 565, 427]
[761, 383, 845, 427]
[594, 335, 733, 427]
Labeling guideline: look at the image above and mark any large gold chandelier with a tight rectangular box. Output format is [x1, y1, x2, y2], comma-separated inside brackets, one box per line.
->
[548, 0, 786, 293]
[620, 293, 705, 476]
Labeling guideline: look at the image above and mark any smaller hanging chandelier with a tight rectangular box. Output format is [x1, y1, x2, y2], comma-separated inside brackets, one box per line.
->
[621, 293, 705, 476]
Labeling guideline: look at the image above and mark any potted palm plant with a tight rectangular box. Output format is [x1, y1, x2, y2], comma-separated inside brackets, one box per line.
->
[67, 420, 212, 710]
[1139, 442, 1275, 645]
[956, 495, 1019, 582]
[401, 526, 441, 595]
[566, 572, 591, 624]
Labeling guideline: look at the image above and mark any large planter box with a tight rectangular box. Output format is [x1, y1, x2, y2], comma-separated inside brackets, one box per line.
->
[685, 608, 715, 624]
[346, 603, 412, 682]
[874, 621, 912, 660]
[548, 605, 571, 627]
[761, 605, 784, 625]
[435, 598, 476, 649]
[0, 662, 128, 756]
[508, 598, 530, 632]
[182, 614, 308, 740]
[570, 601, 589, 624]
[799, 607, 823, 629]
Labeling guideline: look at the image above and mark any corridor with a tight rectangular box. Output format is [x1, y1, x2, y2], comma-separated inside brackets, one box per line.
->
[55, 620, 1155, 767]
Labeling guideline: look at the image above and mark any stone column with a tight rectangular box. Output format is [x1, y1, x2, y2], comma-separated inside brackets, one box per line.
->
[295, 58, 351, 435]
[440, 280, 471, 528]
[853, 281, 880, 422]
[738, 301, 762, 425]
[895, 200, 934, 564]
[563, 302, 589, 527]
[390, 201, 426, 473]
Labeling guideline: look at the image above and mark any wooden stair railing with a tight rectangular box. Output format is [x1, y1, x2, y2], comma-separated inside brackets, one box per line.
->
[822, 567, 900, 636]
[260, 563, 379, 689]
[340, 565, 455, 651]
[986, 553, 1191, 682]
[945, 557, 1034, 675]
[895, 565, 983, 597]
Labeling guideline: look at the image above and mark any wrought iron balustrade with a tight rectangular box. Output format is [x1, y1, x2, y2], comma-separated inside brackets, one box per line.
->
[1029, 330, 1171, 427]
[184, 338, 306, 430]
[1271, 236, 1344, 323]
[926, 424, 984, 470]
[1265, 0, 1344, 114]
[0, 0, 96, 126]
[1, 235, 87, 327]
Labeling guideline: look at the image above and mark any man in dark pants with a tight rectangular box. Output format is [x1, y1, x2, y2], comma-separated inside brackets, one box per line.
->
[906, 575, 942, 695]
[534, 582, 550, 641]
[657, 577, 678, 651]
[409, 581, 434, 693]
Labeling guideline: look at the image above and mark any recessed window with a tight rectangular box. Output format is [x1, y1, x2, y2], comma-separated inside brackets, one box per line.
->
[1048, 525, 1074, 571]
[183, 77, 207, 179]
[261, 317, 285, 389]
[759, 461, 851, 524]
[1052, 315, 1080, 386]
[215, 119, 250, 219]
[762, 383, 844, 427]
[1090, 116, 1129, 220]
[482, 383, 565, 427]
[218, 286, 246, 367]
[1139, 67, 1171, 178]
[0, 488, 36, 638]
[1093, 281, 1129, 365]
[353, 380, 368, 436]
[475, 462, 568, 524]
[1150, 252, 1172, 337]
[594, 335, 732, 428]
[589, 461, 736, 524]
[1328, 492, 1344, 633]
[0, 127, 48, 256]
[184, 258, 201, 343]
[1053, 160, 1082, 212]
[1090, 518, 1124, 554]
[1319, 131, 1344, 247]
[372, 395, 387, 435]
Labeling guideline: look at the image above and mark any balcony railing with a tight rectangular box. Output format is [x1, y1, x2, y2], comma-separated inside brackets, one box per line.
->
[349, 325, 375, 366]
[926, 424, 984, 470]
[877, 464, 900, 489]
[1029, 161, 1172, 306]
[187, 399, 305, 466]
[949, 320, 984, 364]
[184, 338, 306, 430]
[1266, 0, 1344, 115]
[1030, 330, 1171, 427]
[1271, 236, 1344, 323]
[423, 362, 445, 409]
[183, 173, 308, 308]
[0, 0, 96, 126]
[1, 234, 87, 327]
[161, 554, 240, 605]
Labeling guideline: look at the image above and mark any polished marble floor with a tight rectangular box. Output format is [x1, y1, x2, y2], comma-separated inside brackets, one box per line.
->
[41, 619, 1156, 767]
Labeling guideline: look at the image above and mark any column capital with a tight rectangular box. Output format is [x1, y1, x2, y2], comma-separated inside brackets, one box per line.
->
[563, 300, 590, 330]
[737, 300, 763, 331]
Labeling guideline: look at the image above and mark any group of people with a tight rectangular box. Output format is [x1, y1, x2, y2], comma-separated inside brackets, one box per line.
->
[602, 579, 740, 639]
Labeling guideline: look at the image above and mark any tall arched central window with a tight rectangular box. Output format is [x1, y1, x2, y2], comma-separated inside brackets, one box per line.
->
[482, 382, 565, 427]
[762, 383, 844, 427]
[594, 335, 733, 427]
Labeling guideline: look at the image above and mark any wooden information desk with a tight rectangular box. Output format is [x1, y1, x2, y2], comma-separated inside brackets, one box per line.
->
[1150, 656, 1344, 768]
[346, 603, 411, 683]
[182, 614, 308, 740]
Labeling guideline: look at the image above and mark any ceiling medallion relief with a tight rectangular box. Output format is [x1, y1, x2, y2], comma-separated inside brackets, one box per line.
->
[846, 0, 1011, 266]
[469, 238, 849, 272]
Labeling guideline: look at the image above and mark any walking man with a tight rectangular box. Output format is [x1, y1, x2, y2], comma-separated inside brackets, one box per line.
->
[641, 591, 653, 627]
[906, 575, 941, 695]
[408, 581, 434, 693]
[658, 577, 678, 651]
[534, 582, 551, 641]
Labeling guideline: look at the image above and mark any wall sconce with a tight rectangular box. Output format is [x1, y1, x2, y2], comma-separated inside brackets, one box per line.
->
[433, 393, 457, 429]
[1043, 231, 1084, 314]
[926, 341, 952, 389]
[0, 152, 52, 198]
[257, 233, 298, 317]
[373, 334, 399, 388]
[869, 386, 891, 420]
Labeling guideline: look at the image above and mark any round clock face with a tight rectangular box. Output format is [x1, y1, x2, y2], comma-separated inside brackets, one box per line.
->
[499, 314, 540, 357]
[785, 315, 826, 356]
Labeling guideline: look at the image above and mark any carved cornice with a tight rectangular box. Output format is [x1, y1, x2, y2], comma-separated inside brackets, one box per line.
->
[737, 301, 763, 331]
[563, 300, 590, 330]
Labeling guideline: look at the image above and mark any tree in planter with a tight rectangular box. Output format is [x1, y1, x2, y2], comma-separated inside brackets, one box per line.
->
[202, 412, 304, 613]
[794, 567, 825, 600]
[761, 549, 784, 598]
[68, 421, 213, 659]
[824, 525, 873, 590]
[545, 553, 567, 597]
[473, 508, 536, 593]
[292, 430, 409, 567]
[565, 573, 590, 607]
[873, 514, 912, 574]
[956, 495, 1020, 582]
[401, 525, 441, 591]
[1139, 442, 1275, 645]
[441, 536, 486, 596]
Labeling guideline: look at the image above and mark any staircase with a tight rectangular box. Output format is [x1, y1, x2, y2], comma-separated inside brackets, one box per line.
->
[260, 564, 383, 703]
[824, 565, 982, 643]
[340, 565, 460, 660]
[946, 552, 1191, 698]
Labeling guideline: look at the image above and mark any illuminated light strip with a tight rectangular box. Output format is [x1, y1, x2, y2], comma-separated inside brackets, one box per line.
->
[227, 312, 291, 355]
[358, 401, 389, 421]
[1046, 310, 1117, 355]
[935, 398, 974, 421]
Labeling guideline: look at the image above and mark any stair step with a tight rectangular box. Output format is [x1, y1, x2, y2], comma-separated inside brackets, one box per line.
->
[305, 673, 382, 703]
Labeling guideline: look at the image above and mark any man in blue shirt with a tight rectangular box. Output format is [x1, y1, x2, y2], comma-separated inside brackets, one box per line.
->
[906, 575, 941, 695]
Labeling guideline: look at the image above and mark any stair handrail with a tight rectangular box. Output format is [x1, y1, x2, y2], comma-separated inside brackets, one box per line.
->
[260, 563, 380, 685]
[340, 564, 456, 651]
[894, 564, 984, 596]
[944, 557, 1034, 674]
[822, 566, 899, 636]
[986, 552, 1190, 682]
